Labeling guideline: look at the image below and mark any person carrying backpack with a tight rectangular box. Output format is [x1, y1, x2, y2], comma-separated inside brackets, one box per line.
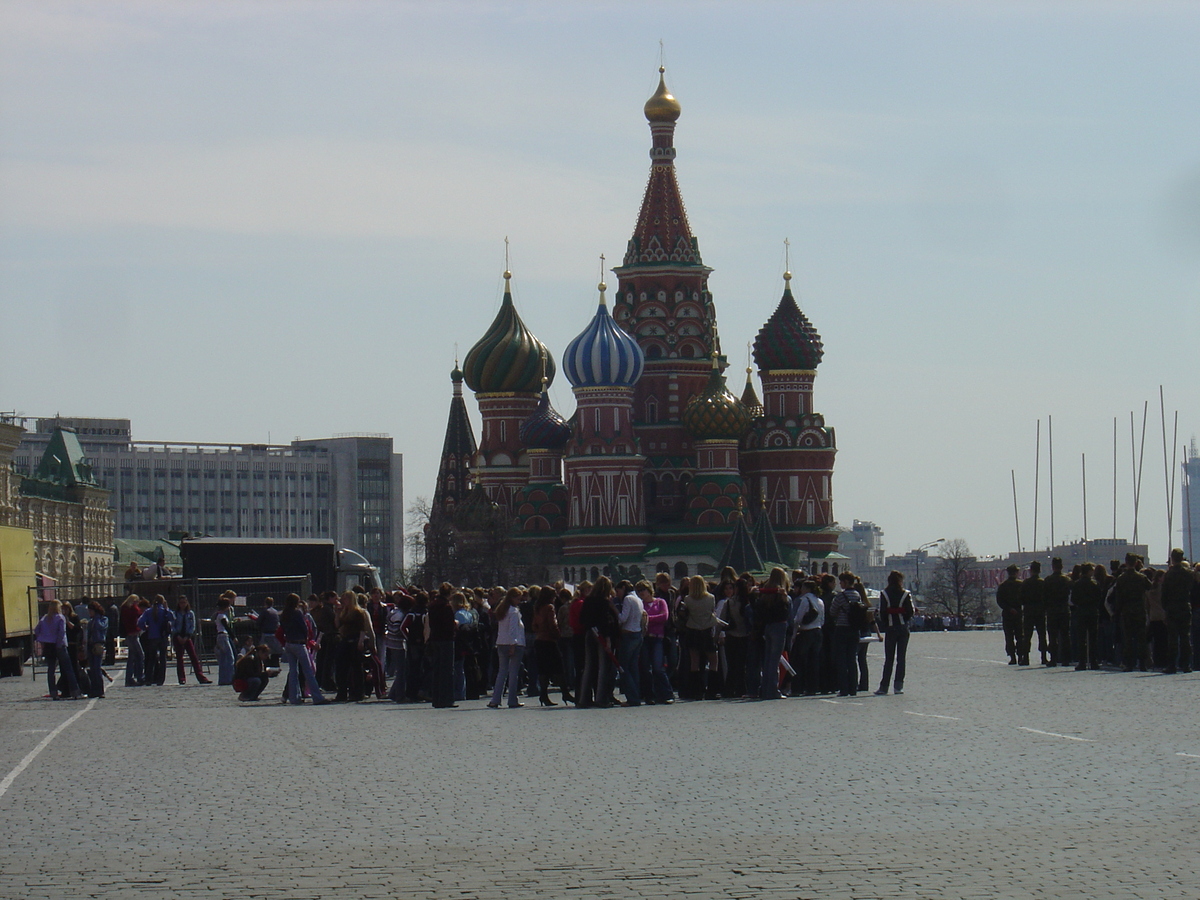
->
[827, 571, 863, 697]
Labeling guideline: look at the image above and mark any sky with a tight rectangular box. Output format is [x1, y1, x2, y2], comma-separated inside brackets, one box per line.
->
[1, 1, 1197, 563]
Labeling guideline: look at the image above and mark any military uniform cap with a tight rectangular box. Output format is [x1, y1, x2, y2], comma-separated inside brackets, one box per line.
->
[1006, 563, 1020, 573]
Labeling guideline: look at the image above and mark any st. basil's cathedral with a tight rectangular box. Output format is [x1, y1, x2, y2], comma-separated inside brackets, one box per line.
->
[427, 69, 838, 585]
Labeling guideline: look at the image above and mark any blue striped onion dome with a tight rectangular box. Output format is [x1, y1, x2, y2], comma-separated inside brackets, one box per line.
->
[563, 283, 645, 388]
[519, 388, 572, 450]
[683, 364, 751, 440]
[462, 273, 556, 394]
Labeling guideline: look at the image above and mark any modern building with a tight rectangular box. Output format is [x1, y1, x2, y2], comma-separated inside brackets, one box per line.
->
[292, 435, 404, 588]
[1003, 538, 1150, 573]
[11, 418, 403, 587]
[432, 69, 840, 584]
[838, 520, 885, 576]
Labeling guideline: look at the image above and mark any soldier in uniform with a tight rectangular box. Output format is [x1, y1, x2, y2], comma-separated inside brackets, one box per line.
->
[1113, 553, 1151, 672]
[996, 564, 1023, 665]
[1043, 557, 1072, 667]
[1160, 548, 1193, 674]
[1018, 560, 1048, 666]
[1070, 563, 1102, 670]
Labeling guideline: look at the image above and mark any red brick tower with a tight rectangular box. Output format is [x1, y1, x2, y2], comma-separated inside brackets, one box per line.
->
[611, 68, 717, 525]
[561, 278, 649, 559]
[742, 271, 838, 556]
[461, 270, 556, 515]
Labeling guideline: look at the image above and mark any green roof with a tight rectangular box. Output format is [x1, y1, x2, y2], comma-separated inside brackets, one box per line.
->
[114, 539, 182, 570]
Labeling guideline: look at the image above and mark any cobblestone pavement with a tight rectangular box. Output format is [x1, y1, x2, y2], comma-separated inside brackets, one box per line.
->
[1, 631, 1197, 899]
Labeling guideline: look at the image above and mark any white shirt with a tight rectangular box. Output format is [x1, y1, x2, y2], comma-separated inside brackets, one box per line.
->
[618, 592, 644, 633]
[796, 592, 825, 630]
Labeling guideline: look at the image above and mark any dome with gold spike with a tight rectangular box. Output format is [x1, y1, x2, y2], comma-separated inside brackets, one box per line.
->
[564, 278, 644, 388]
[740, 367, 764, 419]
[644, 67, 681, 123]
[462, 271, 556, 394]
[519, 387, 572, 450]
[683, 361, 751, 440]
[753, 272, 823, 372]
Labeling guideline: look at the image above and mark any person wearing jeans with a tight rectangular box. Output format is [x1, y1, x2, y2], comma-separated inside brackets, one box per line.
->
[755, 568, 792, 700]
[616, 584, 645, 706]
[277, 594, 326, 705]
[828, 572, 861, 697]
[214, 594, 236, 686]
[172, 598, 211, 685]
[640, 584, 674, 704]
[488, 588, 526, 708]
[33, 600, 80, 700]
[120, 595, 145, 687]
[790, 581, 824, 695]
[137, 596, 174, 686]
[876, 571, 914, 695]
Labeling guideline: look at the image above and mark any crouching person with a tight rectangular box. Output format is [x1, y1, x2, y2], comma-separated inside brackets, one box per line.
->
[233, 644, 275, 701]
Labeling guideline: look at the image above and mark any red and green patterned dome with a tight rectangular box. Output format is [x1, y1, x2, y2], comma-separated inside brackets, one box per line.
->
[752, 273, 823, 372]
[462, 272, 556, 394]
[683, 363, 751, 440]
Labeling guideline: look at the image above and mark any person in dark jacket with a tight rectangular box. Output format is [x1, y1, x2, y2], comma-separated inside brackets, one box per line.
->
[875, 571, 914, 695]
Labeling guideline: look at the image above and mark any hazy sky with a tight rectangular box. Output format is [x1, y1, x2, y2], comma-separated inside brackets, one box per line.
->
[2, 1, 1197, 563]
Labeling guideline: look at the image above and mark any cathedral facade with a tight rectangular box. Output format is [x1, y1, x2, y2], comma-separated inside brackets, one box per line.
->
[430, 70, 838, 585]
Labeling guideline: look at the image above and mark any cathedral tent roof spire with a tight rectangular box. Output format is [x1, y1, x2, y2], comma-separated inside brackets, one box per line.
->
[620, 66, 703, 270]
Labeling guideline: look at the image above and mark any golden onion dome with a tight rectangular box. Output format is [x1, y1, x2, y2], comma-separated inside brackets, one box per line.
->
[683, 362, 751, 441]
[644, 66, 681, 123]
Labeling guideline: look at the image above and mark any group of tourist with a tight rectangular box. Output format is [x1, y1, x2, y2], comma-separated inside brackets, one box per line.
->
[995, 548, 1200, 673]
[32, 591, 211, 700]
[32, 565, 920, 707]
[241, 565, 916, 709]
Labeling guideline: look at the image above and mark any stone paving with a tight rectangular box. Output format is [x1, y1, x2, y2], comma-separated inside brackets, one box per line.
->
[1, 631, 1197, 898]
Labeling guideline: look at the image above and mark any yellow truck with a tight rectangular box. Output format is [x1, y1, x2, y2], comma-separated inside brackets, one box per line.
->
[0, 525, 37, 677]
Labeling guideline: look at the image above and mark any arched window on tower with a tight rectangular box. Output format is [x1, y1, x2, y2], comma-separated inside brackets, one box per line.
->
[645, 398, 658, 424]
[680, 345, 695, 358]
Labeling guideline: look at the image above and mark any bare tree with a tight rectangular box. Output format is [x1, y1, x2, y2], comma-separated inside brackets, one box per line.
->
[924, 538, 992, 621]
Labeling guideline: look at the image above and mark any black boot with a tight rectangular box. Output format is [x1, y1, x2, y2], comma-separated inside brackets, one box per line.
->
[706, 669, 723, 700]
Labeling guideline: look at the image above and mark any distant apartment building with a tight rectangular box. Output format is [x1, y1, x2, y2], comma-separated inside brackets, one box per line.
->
[838, 520, 885, 578]
[1003, 538, 1150, 572]
[11, 417, 403, 586]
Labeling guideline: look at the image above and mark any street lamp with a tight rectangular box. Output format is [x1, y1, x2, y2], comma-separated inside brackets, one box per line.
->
[913, 538, 945, 597]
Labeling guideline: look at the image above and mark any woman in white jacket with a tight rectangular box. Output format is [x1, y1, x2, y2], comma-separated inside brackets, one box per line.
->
[488, 587, 526, 708]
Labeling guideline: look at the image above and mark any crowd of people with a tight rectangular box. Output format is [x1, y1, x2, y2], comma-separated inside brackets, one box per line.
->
[31, 565, 924, 707]
[32, 549, 1200, 705]
[211, 565, 917, 708]
[995, 548, 1200, 673]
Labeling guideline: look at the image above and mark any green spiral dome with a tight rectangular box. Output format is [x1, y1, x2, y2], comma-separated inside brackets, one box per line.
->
[462, 277, 556, 394]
